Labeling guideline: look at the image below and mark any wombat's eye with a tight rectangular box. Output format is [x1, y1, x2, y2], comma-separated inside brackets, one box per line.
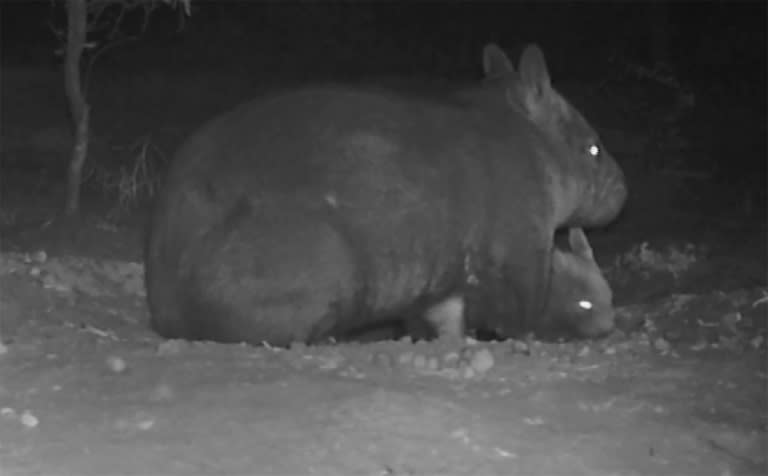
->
[586, 143, 600, 159]
[578, 300, 593, 310]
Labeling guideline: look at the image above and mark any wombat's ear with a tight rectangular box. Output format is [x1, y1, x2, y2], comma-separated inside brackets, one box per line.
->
[518, 44, 552, 95]
[568, 228, 594, 261]
[517, 44, 570, 127]
[482, 43, 516, 79]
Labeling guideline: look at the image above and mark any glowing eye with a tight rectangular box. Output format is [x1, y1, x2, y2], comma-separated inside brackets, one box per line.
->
[578, 300, 593, 310]
[587, 144, 600, 158]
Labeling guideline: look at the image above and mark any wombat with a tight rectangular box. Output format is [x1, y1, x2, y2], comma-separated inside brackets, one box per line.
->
[414, 227, 614, 342]
[145, 43, 627, 347]
[362, 227, 613, 343]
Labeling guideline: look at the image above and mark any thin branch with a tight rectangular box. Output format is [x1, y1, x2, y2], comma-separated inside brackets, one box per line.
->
[106, 3, 127, 40]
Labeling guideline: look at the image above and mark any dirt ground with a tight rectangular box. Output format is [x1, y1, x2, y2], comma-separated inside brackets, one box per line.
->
[1, 52, 767, 474]
[0, 171, 766, 476]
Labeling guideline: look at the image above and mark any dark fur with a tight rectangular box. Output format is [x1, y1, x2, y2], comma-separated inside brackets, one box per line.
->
[361, 228, 614, 343]
[145, 44, 627, 346]
[467, 227, 613, 341]
[544, 228, 614, 339]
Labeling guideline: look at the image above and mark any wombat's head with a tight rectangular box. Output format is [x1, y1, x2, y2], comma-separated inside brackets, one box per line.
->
[539, 228, 615, 340]
[482, 43, 628, 228]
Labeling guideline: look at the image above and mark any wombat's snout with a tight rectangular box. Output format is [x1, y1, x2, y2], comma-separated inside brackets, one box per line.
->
[576, 307, 616, 338]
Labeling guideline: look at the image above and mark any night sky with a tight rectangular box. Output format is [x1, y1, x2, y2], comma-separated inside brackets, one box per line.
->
[1, 1, 765, 80]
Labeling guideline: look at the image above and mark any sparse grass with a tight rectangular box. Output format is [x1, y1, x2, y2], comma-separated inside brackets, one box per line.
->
[83, 135, 167, 215]
[596, 53, 696, 175]
[606, 241, 703, 286]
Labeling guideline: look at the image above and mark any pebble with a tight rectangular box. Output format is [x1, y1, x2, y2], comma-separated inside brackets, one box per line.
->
[20, 410, 39, 428]
[426, 356, 439, 371]
[469, 348, 494, 374]
[398, 351, 414, 366]
[149, 383, 175, 402]
[157, 339, 186, 356]
[106, 355, 127, 373]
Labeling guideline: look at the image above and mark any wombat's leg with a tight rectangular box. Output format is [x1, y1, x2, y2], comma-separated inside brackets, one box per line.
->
[423, 295, 466, 341]
[470, 232, 553, 339]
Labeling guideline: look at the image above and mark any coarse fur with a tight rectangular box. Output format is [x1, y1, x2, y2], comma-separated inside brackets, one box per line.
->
[145, 43, 627, 346]
[543, 227, 614, 339]
[405, 228, 613, 343]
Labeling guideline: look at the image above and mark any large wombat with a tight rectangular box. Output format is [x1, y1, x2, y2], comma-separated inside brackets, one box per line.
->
[145, 43, 627, 346]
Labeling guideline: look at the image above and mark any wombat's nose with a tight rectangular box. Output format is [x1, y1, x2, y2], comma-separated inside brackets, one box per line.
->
[577, 309, 616, 338]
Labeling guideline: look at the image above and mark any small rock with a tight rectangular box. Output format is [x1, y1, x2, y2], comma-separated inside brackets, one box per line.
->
[412, 353, 427, 370]
[459, 347, 475, 363]
[462, 366, 476, 379]
[106, 356, 127, 373]
[469, 348, 494, 374]
[157, 339, 186, 356]
[115, 411, 156, 432]
[443, 351, 460, 366]
[149, 384, 175, 402]
[690, 339, 708, 351]
[653, 337, 671, 353]
[32, 250, 48, 264]
[602, 345, 617, 355]
[50, 280, 74, 294]
[750, 335, 764, 349]
[20, 410, 39, 428]
[721, 312, 741, 327]
[426, 356, 439, 371]
[398, 351, 414, 366]
[510, 340, 530, 354]
[317, 354, 343, 370]
[136, 418, 155, 430]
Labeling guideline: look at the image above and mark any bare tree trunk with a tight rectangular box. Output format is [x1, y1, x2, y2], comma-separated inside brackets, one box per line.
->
[64, 0, 89, 215]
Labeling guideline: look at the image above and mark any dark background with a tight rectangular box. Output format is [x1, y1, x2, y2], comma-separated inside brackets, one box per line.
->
[0, 1, 766, 238]
[3, 1, 766, 77]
